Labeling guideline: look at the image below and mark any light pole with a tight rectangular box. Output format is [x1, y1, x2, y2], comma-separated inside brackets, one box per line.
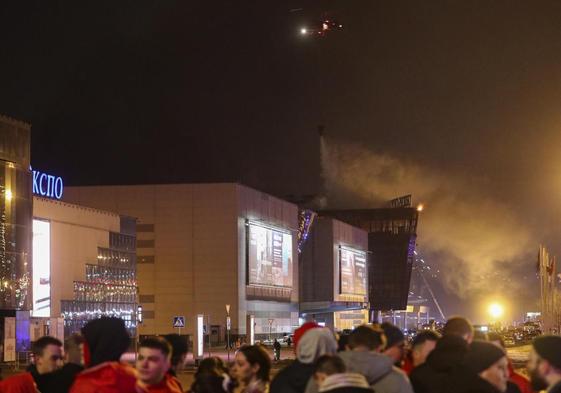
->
[226, 304, 231, 362]
[268, 318, 274, 341]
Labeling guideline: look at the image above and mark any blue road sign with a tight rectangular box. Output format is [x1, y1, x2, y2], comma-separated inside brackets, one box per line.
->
[173, 316, 185, 328]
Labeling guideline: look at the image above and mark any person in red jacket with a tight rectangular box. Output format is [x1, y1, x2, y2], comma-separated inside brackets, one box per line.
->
[0, 372, 38, 393]
[136, 337, 182, 393]
[69, 317, 138, 393]
[488, 333, 533, 393]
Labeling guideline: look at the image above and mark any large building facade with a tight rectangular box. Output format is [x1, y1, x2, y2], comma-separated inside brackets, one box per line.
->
[64, 183, 300, 341]
[33, 197, 138, 336]
[0, 116, 33, 311]
[300, 216, 369, 330]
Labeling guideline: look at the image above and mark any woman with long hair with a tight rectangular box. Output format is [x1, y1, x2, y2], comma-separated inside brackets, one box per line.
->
[232, 345, 271, 393]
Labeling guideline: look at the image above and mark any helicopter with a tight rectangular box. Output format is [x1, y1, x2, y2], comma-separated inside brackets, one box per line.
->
[299, 18, 343, 37]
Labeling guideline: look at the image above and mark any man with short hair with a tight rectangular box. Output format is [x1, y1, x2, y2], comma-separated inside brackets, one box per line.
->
[136, 337, 183, 393]
[527, 335, 561, 393]
[410, 317, 473, 393]
[162, 334, 188, 391]
[381, 323, 406, 366]
[402, 330, 441, 374]
[441, 316, 474, 343]
[338, 325, 414, 393]
[0, 336, 63, 393]
[32, 336, 64, 375]
[30, 336, 64, 392]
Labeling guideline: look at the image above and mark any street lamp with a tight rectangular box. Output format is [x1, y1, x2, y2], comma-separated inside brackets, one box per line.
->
[268, 318, 274, 341]
[488, 303, 504, 320]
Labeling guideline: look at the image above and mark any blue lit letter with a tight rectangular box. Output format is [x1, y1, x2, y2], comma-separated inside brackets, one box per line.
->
[32, 171, 40, 194]
[54, 177, 63, 200]
[39, 173, 47, 196]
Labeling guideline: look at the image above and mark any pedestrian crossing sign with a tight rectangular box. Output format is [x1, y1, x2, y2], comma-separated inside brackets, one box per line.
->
[173, 316, 185, 328]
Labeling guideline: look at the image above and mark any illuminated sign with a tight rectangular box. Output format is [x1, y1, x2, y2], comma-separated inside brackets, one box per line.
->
[389, 194, 412, 208]
[32, 219, 51, 317]
[196, 315, 204, 359]
[32, 170, 63, 200]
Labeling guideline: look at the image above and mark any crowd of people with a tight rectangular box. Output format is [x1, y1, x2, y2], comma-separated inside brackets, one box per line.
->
[1, 316, 561, 393]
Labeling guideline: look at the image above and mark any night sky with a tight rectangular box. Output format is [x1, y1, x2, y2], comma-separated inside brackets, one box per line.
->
[3, 1, 561, 321]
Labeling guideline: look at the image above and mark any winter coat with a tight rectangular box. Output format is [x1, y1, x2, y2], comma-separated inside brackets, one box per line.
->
[0, 372, 38, 393]
[271, 328, 337, 393]
[440, 367, 501, 393]
[270, 361, 315, 393]
[338, 351, 413, 393]
[140, 373, 184, 393]
[409, 335, 468, 393]
[318, 372, 372, 393]
[507, 362, 531, 393]
[69, 361, 138, 393]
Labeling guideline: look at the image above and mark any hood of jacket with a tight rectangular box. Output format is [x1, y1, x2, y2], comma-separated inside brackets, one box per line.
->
[338, 351, 393, 385]
[425, 335, 469, 373]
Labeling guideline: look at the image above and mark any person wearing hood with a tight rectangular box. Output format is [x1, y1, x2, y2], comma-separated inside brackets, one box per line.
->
[338, 325, 413, 393]
[442, 340, 509, 393]
[410, 317, 473, 393]
[527, 335, 561, 393]
[69, 317, 138, 393]
[313, 355, 371, 393]
[270, 326, 337, 393]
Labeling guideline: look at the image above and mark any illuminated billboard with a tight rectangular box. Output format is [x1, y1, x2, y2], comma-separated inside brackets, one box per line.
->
[32, 219, 51, 317]
[247, 223, 293, 288]
[339, 247, 367, 296]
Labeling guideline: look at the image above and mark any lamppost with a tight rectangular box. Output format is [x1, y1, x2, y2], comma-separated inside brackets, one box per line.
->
[268, 318, 274, 341]
[226, 304, 231, 361]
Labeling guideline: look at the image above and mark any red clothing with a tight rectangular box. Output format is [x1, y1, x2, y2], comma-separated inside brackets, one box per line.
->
[402, 356, 414, 375]
[139, 374, 183, 393]
[69, 361, 138, 393]
[0, 372, 38, 393]
[508, 361, 533, 393]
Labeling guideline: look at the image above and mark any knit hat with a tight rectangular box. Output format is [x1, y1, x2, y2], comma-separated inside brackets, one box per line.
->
[464, 340, 506, 373]
[296, 327, 337, 364]
[533, 335, 561, 369]
[381, 322, 405, 349]
[294, 321, 320, 349]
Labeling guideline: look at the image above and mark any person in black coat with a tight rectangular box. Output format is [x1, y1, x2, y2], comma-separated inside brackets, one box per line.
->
[527, 335, 561, 393]
[410, 334, 468, 393]
[441, 340, 509, 393]
[410, 317, 474, 393]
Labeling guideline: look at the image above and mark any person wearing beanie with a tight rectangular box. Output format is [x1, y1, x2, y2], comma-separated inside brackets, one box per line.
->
[270, 325, 336, 393]
[527, 335, 561, 393]
[442, 340, 509, 393]
[69, 317, 138, 393]
[381, 322, 406, 366]
[488, 332, 530, 393]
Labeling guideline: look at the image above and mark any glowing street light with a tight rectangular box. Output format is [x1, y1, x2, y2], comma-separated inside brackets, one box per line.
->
[416, 204, 424, 212]
[5, 189, 12, 201]
[300, 28, 308, 35]
[488, 302, 504, 319]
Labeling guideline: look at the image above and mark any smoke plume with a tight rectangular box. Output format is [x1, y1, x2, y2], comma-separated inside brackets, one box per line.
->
[320, 138, 534, 299]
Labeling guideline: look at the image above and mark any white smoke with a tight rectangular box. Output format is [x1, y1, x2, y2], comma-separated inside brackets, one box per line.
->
[320, 138, 534, 299]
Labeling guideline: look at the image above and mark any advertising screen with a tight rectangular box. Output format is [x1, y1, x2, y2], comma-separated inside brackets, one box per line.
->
[339, 247, 367, 296]
[248, 223, 293, 288]
[32, 219, 51, 317]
